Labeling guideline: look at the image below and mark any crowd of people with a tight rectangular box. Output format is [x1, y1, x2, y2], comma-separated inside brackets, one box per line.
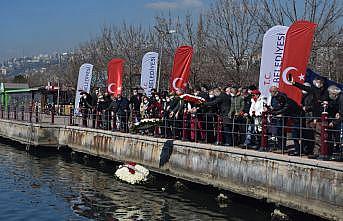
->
[78, 76, 343, 161]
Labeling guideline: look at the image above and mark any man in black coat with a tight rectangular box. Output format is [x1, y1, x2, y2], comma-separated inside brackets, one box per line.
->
[115, 94, 130, 132]
[90, 88, 99, 128]
[79, 91, 93, 127]
[292, 77, 328, 118]
[327, 85, 342, 159]
[130, 89, 142, 123]
[269, 86, 302, 153]
[298, 82, 315, 155]
[291, 77, 329, 157]
[101, 93, 115, 130]
[203, 88, 231, 145]
[169, 89, 185, 139]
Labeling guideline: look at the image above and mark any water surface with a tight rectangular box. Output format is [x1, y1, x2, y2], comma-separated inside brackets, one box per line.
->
[0, 142, 319, 220]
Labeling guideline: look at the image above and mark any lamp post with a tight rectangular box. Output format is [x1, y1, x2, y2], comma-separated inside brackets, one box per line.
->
[154, 27, 176, 92]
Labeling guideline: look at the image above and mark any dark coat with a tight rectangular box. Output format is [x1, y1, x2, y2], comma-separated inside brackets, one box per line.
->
[301, 92, 314, 117]
[90, 92, 98, 108]
[293, 82, 329, 117]
[204, 92, 231, 118]
[115, 97, 130, 116]
[334, 93, 343, 125]
[130, 95, 141, 112]
[243, 94, 252, 114]
[79, 93, 93, 109]
[171, 97, 185, 118]
[328, 93, 342, 120]
[199, 91, 210, 101]
[270, 92, 287, 115]
[101, 96, 115, 112]
[271, 92, 301, 117]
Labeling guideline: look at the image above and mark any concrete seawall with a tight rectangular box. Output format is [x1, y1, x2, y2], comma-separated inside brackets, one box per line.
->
[1, 119, 342, 220]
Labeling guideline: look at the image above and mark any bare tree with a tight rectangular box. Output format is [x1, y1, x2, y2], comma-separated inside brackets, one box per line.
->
[24, 0, 343, 91]
[207, 0, 262, 85]
[244, 0, 343, 81]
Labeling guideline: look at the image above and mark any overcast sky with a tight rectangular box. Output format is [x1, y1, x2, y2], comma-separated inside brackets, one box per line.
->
[0, 0, 210, 62]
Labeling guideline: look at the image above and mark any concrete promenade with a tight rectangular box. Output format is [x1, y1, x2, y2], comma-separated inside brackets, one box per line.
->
[0, 118, 342, 220]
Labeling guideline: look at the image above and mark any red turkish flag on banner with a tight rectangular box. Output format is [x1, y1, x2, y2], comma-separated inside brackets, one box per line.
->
[169, 46, 193, 93]
[279, 20, 316, 105]
[107, 58, 125, 96]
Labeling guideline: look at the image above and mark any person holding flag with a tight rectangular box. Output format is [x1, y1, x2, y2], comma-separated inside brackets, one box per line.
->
[290, 76, 329, 158]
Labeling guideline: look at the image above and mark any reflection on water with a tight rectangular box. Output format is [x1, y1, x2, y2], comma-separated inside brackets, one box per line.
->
[0, 142, 321, 221]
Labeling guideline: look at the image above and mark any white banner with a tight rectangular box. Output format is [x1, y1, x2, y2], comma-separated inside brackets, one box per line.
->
[140, 52, 158, 97]
[74, 63, 93, 115]
[259, 25, 289, 98]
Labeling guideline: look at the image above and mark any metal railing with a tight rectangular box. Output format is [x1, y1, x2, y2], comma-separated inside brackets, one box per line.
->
[1, 105, 342, 161]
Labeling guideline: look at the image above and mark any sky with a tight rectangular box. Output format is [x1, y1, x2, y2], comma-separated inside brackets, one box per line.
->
[0, 0, 211, 62]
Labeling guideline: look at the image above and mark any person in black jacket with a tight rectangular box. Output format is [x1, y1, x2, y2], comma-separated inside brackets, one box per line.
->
[169, 89, 185, 139]
[292, 77, 328, 118]
[115, 94, 130, 132]
[79, 91, 93, 127]
[269, 86, 302, 153]
[101, 93, 115, 130]
[291, 77, 329, 158]
[130, 89, 142, 123]
[204, 89, 217, 143]
[299, 82, 315, 155]
[327, 85, 342, 159]
[90, 88, 99, 128]
[240, 87, 252, 145]
[203, 88, 231, 145]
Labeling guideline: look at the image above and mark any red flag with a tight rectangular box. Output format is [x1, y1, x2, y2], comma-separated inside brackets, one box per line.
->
[279, 20, 316, 105]
[107, 58, 125, 96]
[169, 46, 193, 92]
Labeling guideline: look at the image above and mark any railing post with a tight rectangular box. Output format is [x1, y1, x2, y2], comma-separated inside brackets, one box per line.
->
[217, 116, 223, 145]
[125, 112, 129, 133]
[112, 112, 116, 131]
[96, 111, 100, 129]
[320, 111, 329, 159]
[154, 121, 159, 137]
[182, 112, 188, 141]
[92, 108, 96, 128]
[260, 111, 268, 151]
[69, 107, 73, 126]
[29, 105, 32, 123]
[164, 116, 167, 138]
[35, 105, 39, 123]
[51, 105, 55, 124]
[81, 108, 88, 127]
[14, 106, 17, 120]
[205, 113, 208, 143]
[7, 105, 10, 119]
[21, 106, 24, 121]
[194, 115, 198, 143]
